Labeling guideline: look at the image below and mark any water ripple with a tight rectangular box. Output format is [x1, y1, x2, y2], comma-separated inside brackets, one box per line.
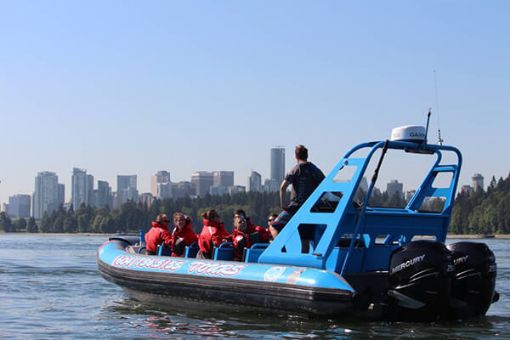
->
[0, 234, 508, 339]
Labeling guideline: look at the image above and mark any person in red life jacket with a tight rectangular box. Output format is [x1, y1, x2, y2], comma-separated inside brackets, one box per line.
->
[266, 213, 279, 241]
[231, 209, 270, 261]
[197, 209, 231, 259]
[170, 212, 198, 257]
[145, 213, 172, 255]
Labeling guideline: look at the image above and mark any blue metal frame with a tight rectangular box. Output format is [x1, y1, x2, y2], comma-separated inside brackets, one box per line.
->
[258, 140, 462, 274]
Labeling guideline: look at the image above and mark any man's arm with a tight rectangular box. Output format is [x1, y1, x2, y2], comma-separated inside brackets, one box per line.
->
[279, 180, 290, 209]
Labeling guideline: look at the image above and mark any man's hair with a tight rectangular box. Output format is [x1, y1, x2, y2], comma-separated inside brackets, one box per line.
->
[202, 209, 218, 220]
[156, 213, 168, 223]
[295, 145, 308, 161]
[233, 209, 246, 218]
[173, 212, 185, 220]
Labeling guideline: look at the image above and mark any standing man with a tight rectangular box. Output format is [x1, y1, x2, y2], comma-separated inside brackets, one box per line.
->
[272, 145, 325, 236]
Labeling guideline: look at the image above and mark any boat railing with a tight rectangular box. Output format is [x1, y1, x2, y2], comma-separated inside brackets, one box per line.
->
[258, 140, 462, 275]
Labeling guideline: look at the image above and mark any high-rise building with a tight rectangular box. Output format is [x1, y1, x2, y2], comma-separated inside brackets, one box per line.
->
[7, 194, 31, 218]
[191, 171, 213, 197]
[171, 181, 194, 199]
[33, 171, 60, 219]
[270, 147, 285, 191]
[71, 168, 94, 209]
[95, 180, 112, 208]
[116, 175, 138, 208]
[58, 184, 65, 207]
[460, 185, 474, 195]
[386, 180, 403, 198]
[228, 185, 246, 195]
[472, 173, 484, 192]
[209, 171, 234, 196]
[139, 193, 154, 207]
[157, 182, 173, 199]
[405, 190, 416, 202]
[248, 171, 262, 192]
[210, 185, 228, 196]
[263, 178, 279, 192]
[151, 171, 171, 197]
[212, 171, 234, 187]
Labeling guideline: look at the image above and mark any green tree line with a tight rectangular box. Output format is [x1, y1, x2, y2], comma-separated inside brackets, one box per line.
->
[450, 174, 510, 234]
[0, 192, 280, 234]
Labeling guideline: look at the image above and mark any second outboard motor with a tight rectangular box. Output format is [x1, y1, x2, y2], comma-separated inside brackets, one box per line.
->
[387, 240, 454, 321]
[447, 242, 497, 319]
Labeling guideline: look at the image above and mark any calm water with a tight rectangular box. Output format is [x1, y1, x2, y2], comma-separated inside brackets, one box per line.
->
[0, 234, 508, 339]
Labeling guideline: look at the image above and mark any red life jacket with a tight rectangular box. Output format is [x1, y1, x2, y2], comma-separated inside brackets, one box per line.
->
[145, 221, 172, 253]
[232, 222, 270, 260]
[198, 219, 231, 256]
[170, 221, 198, 257]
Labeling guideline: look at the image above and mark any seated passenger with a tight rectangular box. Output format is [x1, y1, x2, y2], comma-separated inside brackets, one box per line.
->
[145, 213, 172, 255]
[266, 213, 279, 241]
[170, 212, 198, 257]
[197, 209, 231, 259]
[231, 209, 270, 261]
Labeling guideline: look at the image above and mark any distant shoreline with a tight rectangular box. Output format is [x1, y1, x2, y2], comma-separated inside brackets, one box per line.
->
[447, 234, 510, 239]
[1, 231, 509, 239]
[0, 232, 115, 237]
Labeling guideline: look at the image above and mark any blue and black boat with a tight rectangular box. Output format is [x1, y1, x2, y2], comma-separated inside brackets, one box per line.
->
[97, 125, 498, 320]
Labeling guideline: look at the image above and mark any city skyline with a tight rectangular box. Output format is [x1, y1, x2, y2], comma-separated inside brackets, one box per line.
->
[1, 2, 509, 205]
[2, 161, 490, 218]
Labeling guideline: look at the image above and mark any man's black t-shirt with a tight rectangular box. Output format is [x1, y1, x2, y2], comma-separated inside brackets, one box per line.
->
[285, 162, 325, 208]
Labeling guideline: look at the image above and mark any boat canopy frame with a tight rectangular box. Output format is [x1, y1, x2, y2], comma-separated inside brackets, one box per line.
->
[258, 140, 462, 274]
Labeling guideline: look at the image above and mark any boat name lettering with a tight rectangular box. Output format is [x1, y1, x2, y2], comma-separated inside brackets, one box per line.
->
[391, 254, 426, 274]
[188, 262, 245, 276]
[454, 255, 469, 266]
[112, 255, 184, 271]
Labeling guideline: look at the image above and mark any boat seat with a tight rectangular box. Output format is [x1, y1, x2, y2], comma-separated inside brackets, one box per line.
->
[157, 244, 172, 256]
[243, 243, 269, 263]
[185, 243, 199, 258]
[213, 242, 234, 261]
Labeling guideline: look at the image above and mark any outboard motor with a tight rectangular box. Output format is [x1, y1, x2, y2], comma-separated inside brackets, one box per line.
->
[447, 242, 498, 319]
[387, 240, 454, 321]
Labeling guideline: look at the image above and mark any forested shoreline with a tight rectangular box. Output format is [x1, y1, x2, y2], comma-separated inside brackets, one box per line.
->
[1, 173, 509, 234]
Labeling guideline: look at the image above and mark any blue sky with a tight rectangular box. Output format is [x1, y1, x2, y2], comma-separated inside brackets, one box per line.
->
[1, 1, 509, 205]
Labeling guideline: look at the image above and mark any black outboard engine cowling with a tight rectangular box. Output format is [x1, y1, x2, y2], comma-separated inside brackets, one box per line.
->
[387, 240, 454, 321]
[447, 242, 497, 319]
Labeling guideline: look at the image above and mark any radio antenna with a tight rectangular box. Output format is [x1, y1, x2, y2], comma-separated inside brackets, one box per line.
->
[425, 108, 431, 144]
[434, 69, 444, 145]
